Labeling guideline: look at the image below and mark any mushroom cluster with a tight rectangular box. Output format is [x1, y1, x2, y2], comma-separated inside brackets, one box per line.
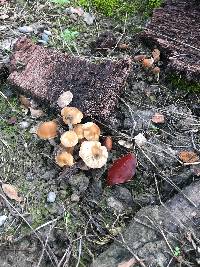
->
[133, 48, 161, 80]
[36, 92, 108, 169]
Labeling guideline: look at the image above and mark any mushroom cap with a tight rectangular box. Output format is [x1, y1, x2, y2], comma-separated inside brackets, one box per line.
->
[142, 58, 154, 69]
[79, 141, 108, 169]
[82, 122, 101, 141]
[36, 121, 58, 139]
[61, 107, 83, 125]
[73, 124, 84, 140]
[60, 131, 78, 147]
[57, 91, 73, 108]
[55, 151, 74, 167]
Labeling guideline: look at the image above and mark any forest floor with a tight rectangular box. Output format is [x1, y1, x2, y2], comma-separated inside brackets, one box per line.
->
[0, 1, 200, 267]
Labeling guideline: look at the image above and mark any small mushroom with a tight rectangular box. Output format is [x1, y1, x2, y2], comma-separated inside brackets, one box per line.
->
[142, 58, 154, 69]
[73, 124, 84, 140]
[55, 151, 74, 167]
[82, 122, 100, 141]
[61, 107, 83, 129]
[36, 121, 58, 146]
[57, 91, 73, 108]
[79, 141, 108, 169]
[133, 54, 146, 62]
[60, 131, 78, 148]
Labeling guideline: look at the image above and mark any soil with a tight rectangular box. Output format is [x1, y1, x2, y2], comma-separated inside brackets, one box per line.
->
[0, 1, 200, 267]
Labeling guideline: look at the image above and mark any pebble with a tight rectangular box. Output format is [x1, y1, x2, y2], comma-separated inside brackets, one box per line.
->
[47, 192, 56, 203]
[37, 40, 48, 45]
[18, 26, 33, 33]
[18, 121, 30, 129]
[0, 215, 7, 227]
[83, 12, 95, 25]
[43, 30, 52, 36]
[107, 196, 124, 213]
[71, 193, 80, 202]
[42, 33, 49, 42]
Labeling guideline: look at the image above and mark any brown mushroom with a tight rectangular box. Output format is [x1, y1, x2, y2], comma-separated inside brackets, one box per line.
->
[79, 141, 108, 169]
[142, 58, 154, 69]
[60, 131, 78, 148]
[82, 122, 100, 141]
[36, 121, 58, 146]
[73, 124, 84, 140]
[55, 151, 74, 167]
[61, 107, 83, 129]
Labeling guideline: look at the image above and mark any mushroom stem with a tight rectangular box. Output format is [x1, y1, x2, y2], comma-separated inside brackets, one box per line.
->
[68, 123, 73, 130]
[48, 138, 57, 147]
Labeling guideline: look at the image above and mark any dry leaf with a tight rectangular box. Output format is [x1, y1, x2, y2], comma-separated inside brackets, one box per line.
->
[104, 136, 113, 151]
[179, 151, 199, 163]
[151, 112, 165, 124]
[118, 43, 129, 50]
[30, 107, 45, 118]
[142, 58, 154, 69]
[2, 183, 23, 202]
[118, 257, 137, 267]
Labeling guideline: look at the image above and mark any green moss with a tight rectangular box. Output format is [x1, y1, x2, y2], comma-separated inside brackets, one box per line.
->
[77, 0, 163, 17]
[169, 74, 200, 92]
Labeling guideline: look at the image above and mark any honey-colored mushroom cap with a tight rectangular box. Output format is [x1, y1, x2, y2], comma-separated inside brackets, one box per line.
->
[61, 107, 83, 125]
[74, 124, 84, 140]
[79, 141, 108, 169]
[83, 122, 101, 141]
[60, 131, 78, 147]
[36, 121, 58, 139]
[55, 151, 74, 167]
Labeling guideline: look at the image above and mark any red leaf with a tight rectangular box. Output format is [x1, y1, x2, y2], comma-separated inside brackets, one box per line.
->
[107, 153, 137, 186]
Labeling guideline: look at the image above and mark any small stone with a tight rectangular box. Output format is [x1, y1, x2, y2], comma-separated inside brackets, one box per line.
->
[83, 12, 95, 25]
[47, 192, 56, 203]
[18, 26, 33, 33]
[151, 112, 165, 124]
[37, 40, 48, 45]
[0, 215, 7, 226]
[71, 193, 80, 202]
[69, 14, 77, 20]
[26, 171, 35, 181]
[43, 30, 52, 36]
[42, 33, 49, 42]
[18, 121, 30, 129]
[134, 133, 147, 147]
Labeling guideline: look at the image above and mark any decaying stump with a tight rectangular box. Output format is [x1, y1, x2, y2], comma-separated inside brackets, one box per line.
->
[8, 37, 131, 123]
[141, 0, 200, 82]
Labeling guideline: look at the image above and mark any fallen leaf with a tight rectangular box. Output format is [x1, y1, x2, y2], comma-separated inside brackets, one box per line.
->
[30, 107, 45, 118]
[179, 151, 199, 163]
[118, 258, 137, 267]
[104, 136, 113, 151]
[151, 112, 165, 124]
[107, 153, 137, 186]
[2, 183, 23, 202]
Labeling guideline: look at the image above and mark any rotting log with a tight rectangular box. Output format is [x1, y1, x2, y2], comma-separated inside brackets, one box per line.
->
[8, 37, 131, 125]
[140, 0, 200, 82]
